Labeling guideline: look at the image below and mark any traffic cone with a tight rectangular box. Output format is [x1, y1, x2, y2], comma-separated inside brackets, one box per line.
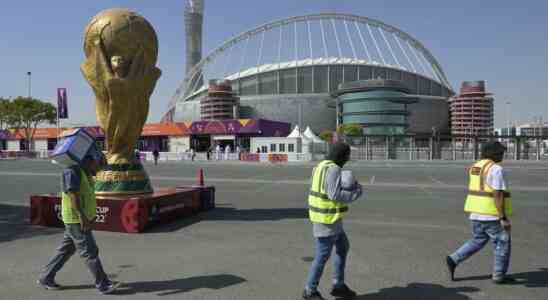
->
[198, 168, 204, 186]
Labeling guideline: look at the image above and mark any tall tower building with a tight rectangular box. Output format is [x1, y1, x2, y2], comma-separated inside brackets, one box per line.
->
[201, 80, 240, 120]
[185, 0, 204, 76]
[449, 81, 494, 140]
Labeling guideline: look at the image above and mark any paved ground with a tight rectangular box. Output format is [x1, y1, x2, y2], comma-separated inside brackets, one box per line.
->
[0, 159, 547, 300]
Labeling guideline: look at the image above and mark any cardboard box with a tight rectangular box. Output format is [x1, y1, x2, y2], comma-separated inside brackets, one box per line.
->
[50, 128, 98, 166]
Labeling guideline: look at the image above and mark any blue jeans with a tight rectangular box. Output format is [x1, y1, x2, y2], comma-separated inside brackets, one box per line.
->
[40, 224, 108, 287]
[305, 232, 350, 291]
[450, 220, 511, 278]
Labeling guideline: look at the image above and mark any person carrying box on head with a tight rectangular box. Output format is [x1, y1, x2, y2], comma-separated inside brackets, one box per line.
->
[38, 131, 119, 294]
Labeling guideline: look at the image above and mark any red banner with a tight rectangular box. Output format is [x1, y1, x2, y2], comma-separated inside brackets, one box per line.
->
[268, 154, 288, 163]
[240, 153, 260, 161]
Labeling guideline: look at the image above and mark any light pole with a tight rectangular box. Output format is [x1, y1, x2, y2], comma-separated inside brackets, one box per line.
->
[535, 116, 543, 136]
[26, 71, 32, 98]
[541, 116, 544, 137]
[335, 100, 340, 129]
[505, 101, 511, 136]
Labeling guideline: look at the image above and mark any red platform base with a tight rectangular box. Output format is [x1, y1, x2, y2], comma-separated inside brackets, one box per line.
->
[30, 186, 215, 233]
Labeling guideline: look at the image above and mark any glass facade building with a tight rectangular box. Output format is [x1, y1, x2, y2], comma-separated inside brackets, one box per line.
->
[334, 79, 418, 135]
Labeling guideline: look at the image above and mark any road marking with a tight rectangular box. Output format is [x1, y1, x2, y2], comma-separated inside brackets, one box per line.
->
[369, 176, 376, 185]
[418, 185, 434, 198]
[347, 219, 463, 231]
[429, 176, 446, 185]
[2, 171, 548, 192]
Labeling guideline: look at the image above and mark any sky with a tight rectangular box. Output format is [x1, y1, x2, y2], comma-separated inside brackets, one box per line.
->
[0, 0, 546, 128]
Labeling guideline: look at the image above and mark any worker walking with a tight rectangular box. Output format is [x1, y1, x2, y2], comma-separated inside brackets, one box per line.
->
[446, 141, 513, 284]
[224, 144, 231, 160]
[37, 153, 119, 294]
[302, 142, 363, 300]
[215, 144, 221, 160]
[152, 149, 160, 165]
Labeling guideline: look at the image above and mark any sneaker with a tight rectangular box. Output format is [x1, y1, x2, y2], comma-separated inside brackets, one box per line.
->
[302, 289, 327, 300]
[37, 279, 62, 290]
[446, 256, 456, 281]
[97, 280, 120, 295]
[493, 276, 516, 284]
[330, 284, 357, 298]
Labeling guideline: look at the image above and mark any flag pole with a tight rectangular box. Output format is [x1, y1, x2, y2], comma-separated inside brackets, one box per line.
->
[56, 89, 60, 147]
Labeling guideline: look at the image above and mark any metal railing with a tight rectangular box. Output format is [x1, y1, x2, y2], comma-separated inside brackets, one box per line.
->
[340, 134, 548, 161]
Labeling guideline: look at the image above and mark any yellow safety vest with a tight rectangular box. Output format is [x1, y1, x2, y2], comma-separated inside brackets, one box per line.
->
[464, 159, 512, 216]
[308, 160, 348, 224]
[62, 168, 97, 224]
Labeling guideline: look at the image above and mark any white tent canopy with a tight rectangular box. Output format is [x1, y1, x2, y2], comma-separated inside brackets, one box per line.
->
[303, 126, 326, 144]
[287, 125, 311, 143]
[287, 125, 301, 138]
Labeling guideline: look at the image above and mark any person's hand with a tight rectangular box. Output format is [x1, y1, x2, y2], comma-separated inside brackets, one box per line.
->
[500, 218, 511, 232]
[80, 216, 94, 232]
[355, 183, 363, 199]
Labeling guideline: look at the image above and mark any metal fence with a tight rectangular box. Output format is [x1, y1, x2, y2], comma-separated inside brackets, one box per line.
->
[0, 151, 40, 159]
[341, 135, 548, 161]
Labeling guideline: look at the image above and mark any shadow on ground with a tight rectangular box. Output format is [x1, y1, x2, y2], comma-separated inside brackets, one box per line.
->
[148, 206, 307, 233]
[455, 268, 548, 288]
[355, 283, 479, 300]
[0, 203, 61, 243]
[64, 274, 246, 296]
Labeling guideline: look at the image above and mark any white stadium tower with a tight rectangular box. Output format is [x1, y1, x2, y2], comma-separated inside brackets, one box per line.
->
[165, 9, 454, 134]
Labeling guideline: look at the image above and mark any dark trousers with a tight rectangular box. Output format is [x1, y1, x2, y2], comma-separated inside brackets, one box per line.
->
[40, 224, 108, 286]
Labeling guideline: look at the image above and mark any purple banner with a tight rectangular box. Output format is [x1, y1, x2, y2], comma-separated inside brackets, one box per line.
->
[57, 88, 68, 119]
[187, 119, 289, 137]
[0, 130, 11, 139]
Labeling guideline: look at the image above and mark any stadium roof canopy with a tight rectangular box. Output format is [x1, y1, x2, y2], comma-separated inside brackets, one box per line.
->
[170, 13, 452, 108]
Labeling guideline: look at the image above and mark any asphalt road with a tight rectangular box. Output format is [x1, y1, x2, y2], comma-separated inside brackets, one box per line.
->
[0, 159, 547, 300]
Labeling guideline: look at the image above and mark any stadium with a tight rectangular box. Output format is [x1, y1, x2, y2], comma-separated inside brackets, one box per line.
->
[166, 7, 454, 135]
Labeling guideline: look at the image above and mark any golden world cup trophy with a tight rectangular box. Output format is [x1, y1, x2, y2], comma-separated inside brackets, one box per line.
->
[81, 8, 161, 195]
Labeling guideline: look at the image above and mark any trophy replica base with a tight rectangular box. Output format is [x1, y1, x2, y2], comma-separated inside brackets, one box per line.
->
[95, 163, 153, 195]
[29, 186, 215, 233]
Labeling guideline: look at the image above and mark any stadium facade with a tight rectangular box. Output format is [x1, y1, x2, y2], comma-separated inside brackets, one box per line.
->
[166, 10, 454, 134]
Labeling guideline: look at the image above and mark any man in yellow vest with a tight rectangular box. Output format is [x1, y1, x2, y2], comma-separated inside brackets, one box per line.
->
[303, 142, 363, 300]
[38, 154, 119, 294]
[446, 141, 513, 284]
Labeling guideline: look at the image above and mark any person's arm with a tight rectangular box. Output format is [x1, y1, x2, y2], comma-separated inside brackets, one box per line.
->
[494, 190, 511, 231]
[325, 166, 362, 204]
[488, 166, 511, 231]
[63, 167, 93, 231]
[494, 190, 506, 217]
[67, 192, 93, 231]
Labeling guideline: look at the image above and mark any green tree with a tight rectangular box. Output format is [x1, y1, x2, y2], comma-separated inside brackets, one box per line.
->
[319, 130, 333, 143]
[0, 97, 11, 130]
[7, 97, 57, 151]
[337, 124, 362, 136]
